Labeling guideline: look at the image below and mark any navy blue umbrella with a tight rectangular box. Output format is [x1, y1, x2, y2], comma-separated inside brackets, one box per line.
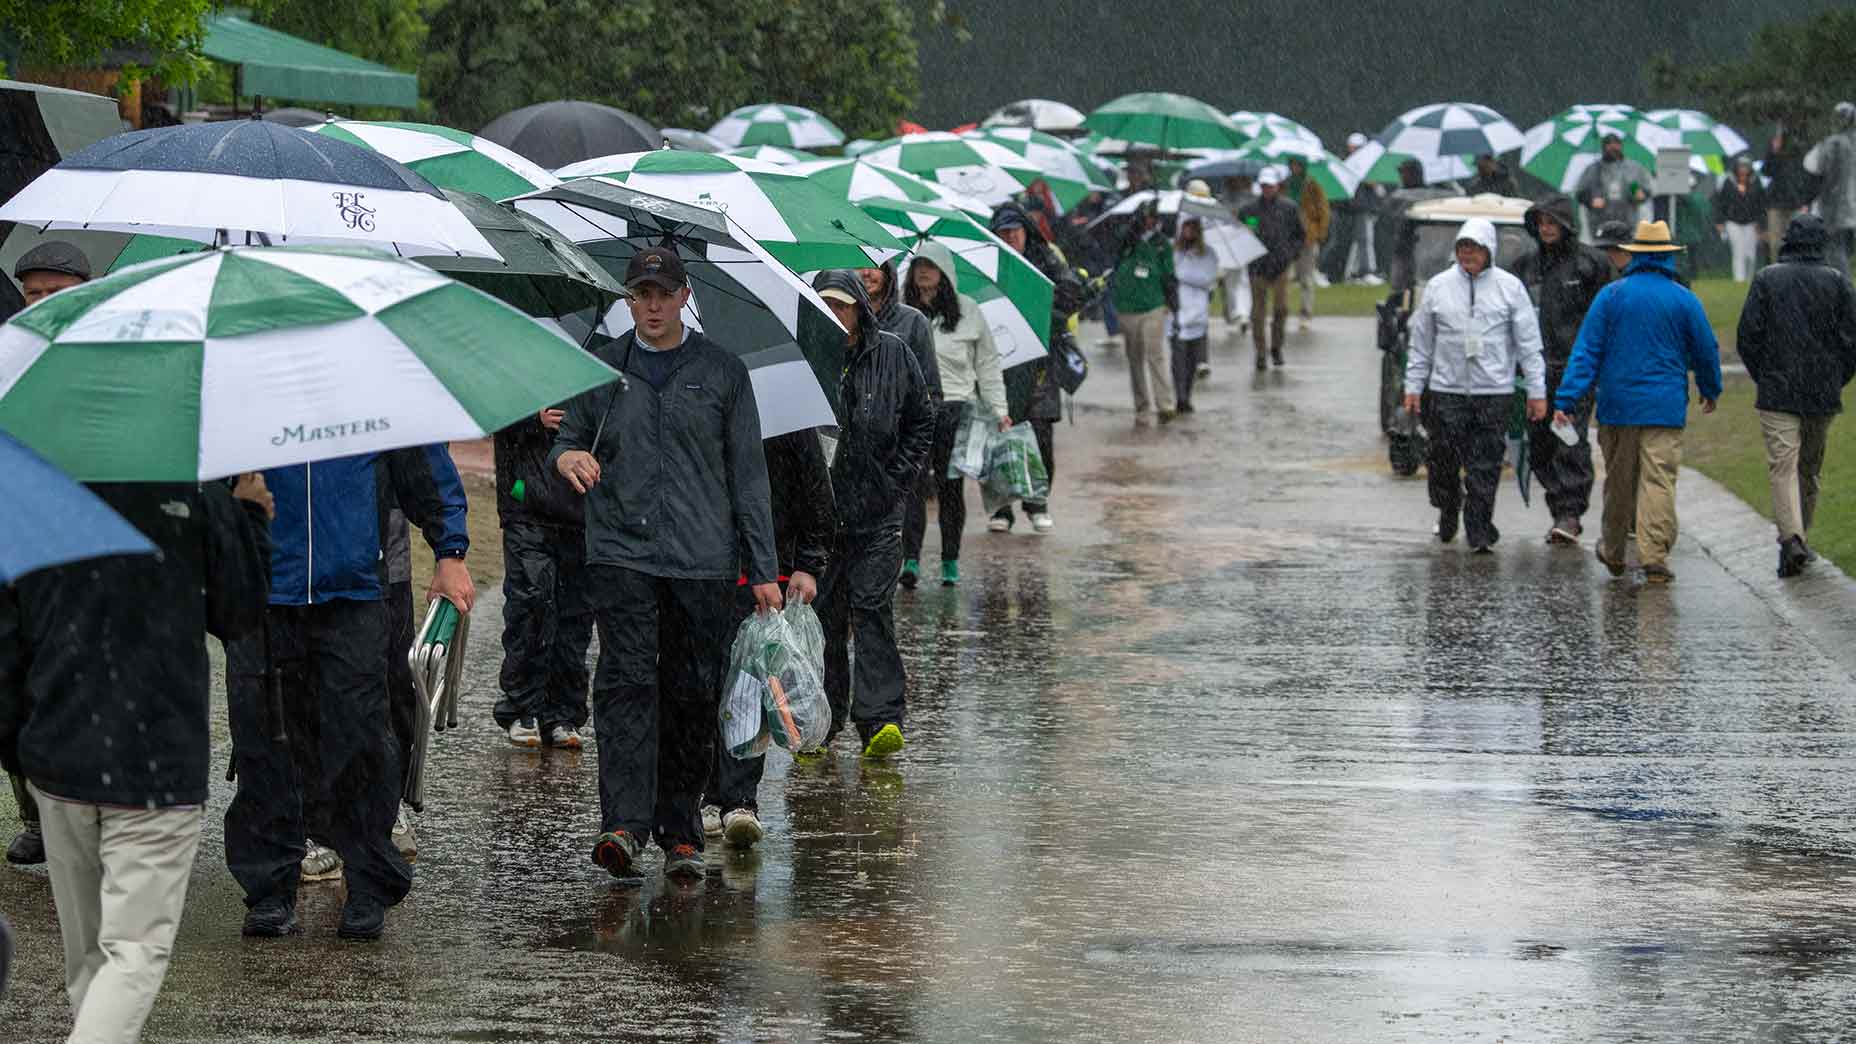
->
[0, 430, 153, 584]
[0, 121, 497, 258]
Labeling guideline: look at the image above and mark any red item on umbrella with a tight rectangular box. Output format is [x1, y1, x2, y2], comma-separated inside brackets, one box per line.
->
[947, 121, 979, 134]
[897, 119, 928, 135]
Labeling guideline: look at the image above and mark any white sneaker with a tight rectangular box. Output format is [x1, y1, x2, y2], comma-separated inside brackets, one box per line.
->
[507, 718, 541, 749]
[722, 808, 764, 850]
[392, 805, 417, 858]
[547, 724, 583, 750]
[1194, 362, 1212, 380]
[701, 804, 724, 836]
[1031, 513, 1055, 533]
[987, 516, 1011, 533]
[301, 840, 344, 882]
[1314, 272, 1331, 288]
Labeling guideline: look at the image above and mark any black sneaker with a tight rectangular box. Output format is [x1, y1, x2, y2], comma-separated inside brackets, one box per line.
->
[664, 843, 705, 882]
[337, 894, 387, 941]
[1778, 535, 1813, 578]
[591, 830, 641, 879]
[241, 896, 301, 938]
[1270, 348, 1284, 367]
[1437, 510, 1458, 545]
[5, 825, 44, 866]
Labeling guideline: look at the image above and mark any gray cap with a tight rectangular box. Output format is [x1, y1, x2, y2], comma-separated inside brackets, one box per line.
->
[1594, 220, 1635, 247]
[14, 241, 92, 281]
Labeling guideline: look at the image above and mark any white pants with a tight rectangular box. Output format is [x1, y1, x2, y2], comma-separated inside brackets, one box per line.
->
[33, 783, 202, 1044]
[1725, 221, 1758, 281]
[1348, 218, 1377, 278]
[1220, 267, 1250, 323]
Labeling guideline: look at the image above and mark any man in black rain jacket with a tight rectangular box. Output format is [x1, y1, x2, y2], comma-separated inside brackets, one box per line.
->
[811, 269, 933, 758]
[550, 246, 779, 882]
[1737, 214, 1856, 576]
[2, 479, 271, 1038]
[1510, 193, 1613, 544]
[704, 427, 834, 848]
[492, 400, 593, 749]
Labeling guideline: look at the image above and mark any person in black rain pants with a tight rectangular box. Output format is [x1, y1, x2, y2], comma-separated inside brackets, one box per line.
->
[492, 403, 594, 751]
[550, 246, 780, 882]
[702, 427, 834, 848]
[811, 270, 935, 759]
[225, 449, 473, 941]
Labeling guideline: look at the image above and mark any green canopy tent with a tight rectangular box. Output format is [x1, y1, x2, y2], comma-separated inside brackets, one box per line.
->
[200, 14, 418, 111]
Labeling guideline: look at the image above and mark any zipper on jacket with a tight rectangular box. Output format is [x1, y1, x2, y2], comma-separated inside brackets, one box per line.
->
[304, 461, 313, 604]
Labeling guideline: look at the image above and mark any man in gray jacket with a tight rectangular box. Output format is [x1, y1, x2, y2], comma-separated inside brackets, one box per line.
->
[1403, 219, 1547, 552]
[551, 246, 780, 882]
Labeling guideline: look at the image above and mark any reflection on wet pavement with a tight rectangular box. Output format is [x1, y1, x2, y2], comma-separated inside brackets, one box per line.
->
[5, 319, 1855, 1042]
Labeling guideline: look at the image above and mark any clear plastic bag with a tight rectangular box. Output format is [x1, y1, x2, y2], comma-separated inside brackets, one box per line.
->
[979, 423, 1050, 516]
[719, 601, 831, 759]
[948, 402, 990, 480]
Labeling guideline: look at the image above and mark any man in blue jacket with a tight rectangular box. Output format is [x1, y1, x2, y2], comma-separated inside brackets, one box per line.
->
[225, 447, 473, 940]
[1553, 221, 1723, 584]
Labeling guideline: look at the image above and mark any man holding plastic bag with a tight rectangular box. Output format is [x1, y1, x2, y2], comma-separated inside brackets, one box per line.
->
[810, 271, 935, 759]
[551, 247, 780, 881]
[705, 428, 835, 849]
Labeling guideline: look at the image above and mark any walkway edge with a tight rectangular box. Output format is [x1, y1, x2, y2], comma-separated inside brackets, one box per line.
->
[1679, 466, 1856, 682]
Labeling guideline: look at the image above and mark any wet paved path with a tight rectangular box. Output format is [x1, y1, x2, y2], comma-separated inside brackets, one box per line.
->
[7, 317, 1856, 1042]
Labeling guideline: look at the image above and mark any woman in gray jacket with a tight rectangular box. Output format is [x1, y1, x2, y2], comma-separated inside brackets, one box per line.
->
[901, 242, 1010, 587]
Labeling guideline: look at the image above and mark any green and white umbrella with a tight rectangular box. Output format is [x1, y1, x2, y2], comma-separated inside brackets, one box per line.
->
[513, 178, 844, 431]
[856, 197, 1053, 370]
[792, 158, 992, 218]
[306, 120, 560, 201]
[1376, 103, 1524, 164]
[708, 104, 846, 150]
[1234, 139, 1362, 200]
[1225, 111, 1323, 153]
[856, 133, 1045, 206]
[1342, 141, 1469, 186]
[724, 145, 820, 166]
[1083, 92, 1251, 154]
[552, 149, 905, 271]
[842, 138, 880, 157]
[0, 245, 620, 482]
[1645, 109, 1750, 174]
[959, 127, 1112, 211]
[1522, 105, 1677, 192]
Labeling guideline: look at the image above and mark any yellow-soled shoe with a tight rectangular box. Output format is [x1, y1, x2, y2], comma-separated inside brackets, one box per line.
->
[861, 723, 904, 760]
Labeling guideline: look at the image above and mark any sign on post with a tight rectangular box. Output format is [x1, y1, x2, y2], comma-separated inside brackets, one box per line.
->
[1650, 147, 1693, 197]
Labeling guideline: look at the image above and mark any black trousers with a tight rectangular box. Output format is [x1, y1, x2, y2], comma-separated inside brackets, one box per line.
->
[385, 581, 416, 789]
[820, 526, 906, 741]
[706, 583, 780, 814]
[1172, 334, 1207, 410]
[1424, 392, 1510, 549]
[494, 522, 593, 731]
[903, 401, 969, 563]
[1528, 367, 1595, 522]
[994, 418, 1056, 521]
[225, 599, 412, 908]
[586, 565, 733, 851]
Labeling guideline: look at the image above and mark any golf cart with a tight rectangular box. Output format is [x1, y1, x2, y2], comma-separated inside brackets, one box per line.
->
[1374, 193, 1534, 475]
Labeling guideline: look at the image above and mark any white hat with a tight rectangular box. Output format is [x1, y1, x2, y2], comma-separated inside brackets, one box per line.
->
[1346, 132, 1368, 149]
[1256, 167, 1283, 187]
[1184, 178, 1213, 198]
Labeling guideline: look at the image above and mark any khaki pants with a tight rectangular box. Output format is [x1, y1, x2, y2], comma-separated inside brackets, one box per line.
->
[1250, 271, 1290, 358]
[32, 783, 202, 1044]
[1121, 307, 1175, 415]
[1759, 410, 1835, 542]
[1295, 241, 1321, 317]
[1596, 425, 1683, 570]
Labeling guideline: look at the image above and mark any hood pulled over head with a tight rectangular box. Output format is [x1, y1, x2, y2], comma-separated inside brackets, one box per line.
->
[1523, 194, 1577, 244]
[1781, 212, 1829, 260]
[1454, 218, 1499, 266]
[812, 268, 879, 347]
[909, 240, 959, 296]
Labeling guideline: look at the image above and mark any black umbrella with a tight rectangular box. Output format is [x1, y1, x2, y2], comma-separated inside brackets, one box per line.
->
[0, 79, 123, 203]
[479, 101, 659, 171]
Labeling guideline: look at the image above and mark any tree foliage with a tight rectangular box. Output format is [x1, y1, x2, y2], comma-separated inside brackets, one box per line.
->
[0, 0, 214, 86]
[1650, 8, 1856, 141]
[248, 0, 433, 75]
[421, 0, 920, 136]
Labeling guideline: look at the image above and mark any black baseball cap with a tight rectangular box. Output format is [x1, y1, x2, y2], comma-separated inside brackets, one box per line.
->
[1594, 220, 1635, 247]
[14, 241, 91, 281]
[624, 246, 686, 290]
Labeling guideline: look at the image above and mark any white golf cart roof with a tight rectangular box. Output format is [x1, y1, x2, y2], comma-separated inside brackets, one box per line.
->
[1406, 193, 1533, 226]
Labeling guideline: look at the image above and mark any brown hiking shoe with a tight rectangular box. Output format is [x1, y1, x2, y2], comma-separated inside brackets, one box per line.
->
[1595, 546, 1626, 577]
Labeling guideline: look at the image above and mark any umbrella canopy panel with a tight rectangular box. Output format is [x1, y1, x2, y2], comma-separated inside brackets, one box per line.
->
[0, 430, 154, 584]
[417, 189, 623, 335]
[202, 14, 418, 109]
[480, 101, 659, 171]
[982, 99, 1088, 135]
[0, 80, 123, 205]
[708, 104, 846, 150]
[309, 119, 560, 200]
[1083, 92, 1251, 154]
